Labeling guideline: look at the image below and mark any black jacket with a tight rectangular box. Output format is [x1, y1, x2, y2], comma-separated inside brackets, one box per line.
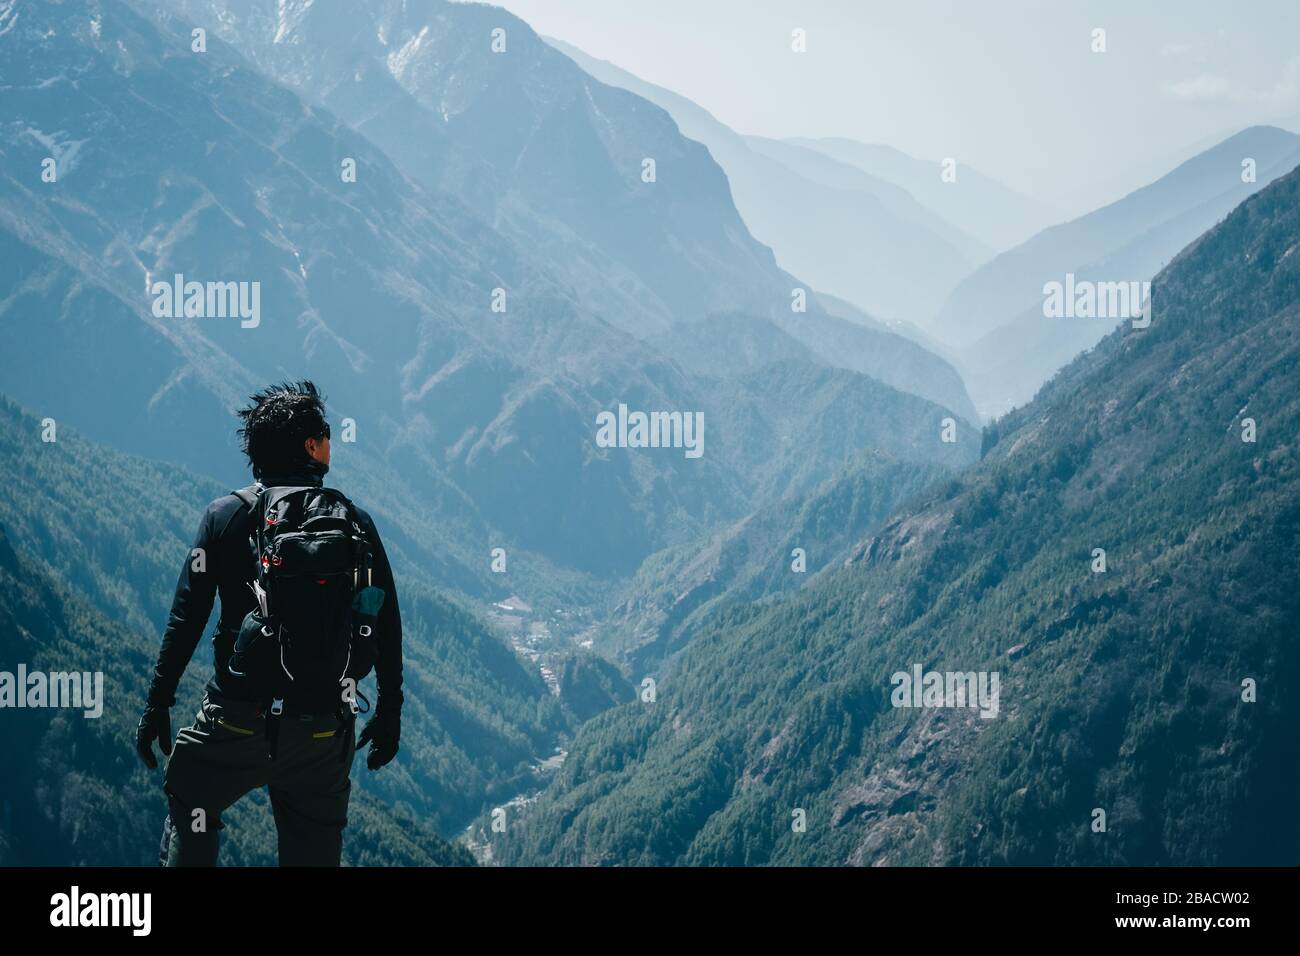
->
[146, 459, 403, 712]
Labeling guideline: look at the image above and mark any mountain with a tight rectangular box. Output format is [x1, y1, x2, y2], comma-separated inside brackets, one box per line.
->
[0, 0, 979, 860]
[599, 449, 950, 672]
[491, 157, 1300, 866]
[813, 291, 963, 368]
[151, 1, 980, 416]
[731, 132, 992, 267]
[696, 359, 975, 506]
[155, 0, 798, 336]
[649, 312, 978, 427]
[935, 126, 1300, 350]
[0, 0, 607, 582]
[933, 126, 1300, 417]
[785, 137, 1054, 253]
[0, 0, 974, 591]
[544, 36, 984, 324]
[594, 355, 980, 669]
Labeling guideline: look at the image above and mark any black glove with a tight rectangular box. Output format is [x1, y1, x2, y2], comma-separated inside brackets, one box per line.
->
[355, 703, 400, 770]
[135, 704, 173, 769]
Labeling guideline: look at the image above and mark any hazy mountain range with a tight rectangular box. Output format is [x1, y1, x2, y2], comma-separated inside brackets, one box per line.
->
[0, 0, 978, 864]
[152, 0, 979, 417]
[0, 0, 977, 591]
[2, 0, 1296, 868]
[782, 136, 1054, 252]
[934, 125, 1300, 417]
[547, 36, 994, 323]
[491, 159, 1300, 866]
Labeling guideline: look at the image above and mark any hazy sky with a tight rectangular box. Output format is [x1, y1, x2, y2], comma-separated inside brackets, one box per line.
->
[483, 0, 1300, 215]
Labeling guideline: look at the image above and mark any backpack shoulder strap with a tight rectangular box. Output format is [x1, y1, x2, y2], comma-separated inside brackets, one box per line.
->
[231, 483, 263, 511]
[230, 484, 266, 568]
[316, 486, 360, 521]
[333, 487, 360, 509]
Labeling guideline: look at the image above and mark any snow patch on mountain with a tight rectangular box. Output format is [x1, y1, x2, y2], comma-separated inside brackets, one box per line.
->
[0, 1, 18, 38]
[273, 0, 314, 45]
[386, 24, 428, 83]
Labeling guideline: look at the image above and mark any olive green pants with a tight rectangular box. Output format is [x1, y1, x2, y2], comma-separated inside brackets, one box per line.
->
[159, 689, 356, 866]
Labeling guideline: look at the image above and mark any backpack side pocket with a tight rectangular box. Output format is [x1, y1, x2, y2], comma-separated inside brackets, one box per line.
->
[229, 610, 279, 693]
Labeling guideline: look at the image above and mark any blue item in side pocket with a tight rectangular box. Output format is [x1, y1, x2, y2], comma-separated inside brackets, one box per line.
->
[347, 586, 385, 680]
[352, 586, 385, 618]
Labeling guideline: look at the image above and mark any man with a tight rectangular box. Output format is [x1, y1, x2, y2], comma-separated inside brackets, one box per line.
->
[135, 381, 403, 866]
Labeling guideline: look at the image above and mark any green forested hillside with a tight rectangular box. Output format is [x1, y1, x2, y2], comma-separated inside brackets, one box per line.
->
[493, 161, 1300, 866]
[602, 450, 949, 670]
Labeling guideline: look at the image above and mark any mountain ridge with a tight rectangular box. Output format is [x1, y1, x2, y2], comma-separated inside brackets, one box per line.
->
[490, 153, 1300, 867]
[544, 34, 984, 324]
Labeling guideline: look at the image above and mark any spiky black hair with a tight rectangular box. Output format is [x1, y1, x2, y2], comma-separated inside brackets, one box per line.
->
[235, 380, 328, 478]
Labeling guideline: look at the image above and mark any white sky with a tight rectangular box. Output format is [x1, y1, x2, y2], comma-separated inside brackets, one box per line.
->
[481, 0, 1300, 214]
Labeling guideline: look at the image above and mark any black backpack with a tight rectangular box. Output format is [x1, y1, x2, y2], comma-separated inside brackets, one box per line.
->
[227, 483, 378, 710]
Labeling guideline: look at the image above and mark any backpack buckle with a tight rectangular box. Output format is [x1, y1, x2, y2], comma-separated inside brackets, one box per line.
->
[270, 697, 284, 716]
